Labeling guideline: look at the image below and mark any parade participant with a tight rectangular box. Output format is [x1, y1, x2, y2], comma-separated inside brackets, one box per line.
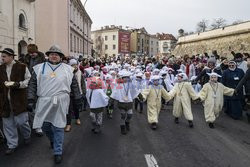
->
[139, 75, 171, 130]
[152, 69, 160, 76]
[165, 68, 175, 91]
[111, 70, 139, 135]
[169, 73, 199, 128]
[0, 48, 31, 155]
[65, 59, 85, 132]
[234, 53, 248, 73]
[27, 45, 82, 164]
[193, 58, 222, 86]
[86, 77, 109, 133]
[236, 63, 250, 122]
[23, 44, 46, 73]
[134, 72, 144, 113]
[104, 74, 114, 119]
[199, 73, 235, 128]
[222, 61, 245, 120]
[23, 44, 46, 137]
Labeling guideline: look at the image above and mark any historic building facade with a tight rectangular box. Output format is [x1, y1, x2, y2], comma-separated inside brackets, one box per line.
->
[0, 0, 36, 56]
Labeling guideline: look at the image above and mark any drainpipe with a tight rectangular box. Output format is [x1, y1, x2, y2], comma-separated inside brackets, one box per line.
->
[12, 0, 15, 50]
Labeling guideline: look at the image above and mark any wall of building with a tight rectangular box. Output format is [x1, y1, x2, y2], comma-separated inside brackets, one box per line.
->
[149, 36, 159, 57]
[0, 0, 35, 55]
[91, 29, 119, 57]
[173, 21, 250, 58]
[35, 0, 69, 55]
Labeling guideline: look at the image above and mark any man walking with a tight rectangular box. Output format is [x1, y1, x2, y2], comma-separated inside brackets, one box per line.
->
[0, 48, 31, 155]
[24, 44, 45, 137]
[28, 45, 82, 164]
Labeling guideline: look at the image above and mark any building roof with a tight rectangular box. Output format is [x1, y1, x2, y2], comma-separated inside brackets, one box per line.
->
[158, 33, 177, 41]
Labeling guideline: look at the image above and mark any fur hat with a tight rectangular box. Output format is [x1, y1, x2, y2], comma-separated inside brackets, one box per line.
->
[27, 44, 38, 54]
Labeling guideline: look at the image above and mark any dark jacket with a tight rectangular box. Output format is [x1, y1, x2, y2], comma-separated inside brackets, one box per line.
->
[222, 68, 245, 100]
[236, 68, 250, 95]
[194, 67, 222, 86]
[23, 51, 45, 73]
[0, 61, 28, 117]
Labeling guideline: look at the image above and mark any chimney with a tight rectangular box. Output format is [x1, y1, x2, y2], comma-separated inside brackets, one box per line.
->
[111, 25, 115, 28]
[119, 25, 122, 29]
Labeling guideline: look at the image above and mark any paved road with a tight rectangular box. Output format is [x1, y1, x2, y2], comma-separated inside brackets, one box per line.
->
[1, 103, 250, 167]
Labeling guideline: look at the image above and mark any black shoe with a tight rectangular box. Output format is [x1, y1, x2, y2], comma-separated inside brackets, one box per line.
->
[125, 122, 130, 131]
[35, 132, 43, 137]
[174, 118, 179, 124]
[188, 121, 194, 128]
[247, 114, 250, 123]
[208, 123, 215, 129]
[120, 125, 127, 135]
[50, 142, 54, 149]
[151, 123, 157, 130]
[54, 155, 62, 164]
[5, 148, 16, 155]
[94, 125, 101, 134]
[24, 138, 31, 145]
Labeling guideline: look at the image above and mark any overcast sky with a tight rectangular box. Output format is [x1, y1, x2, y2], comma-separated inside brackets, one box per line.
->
[82, 0, 249, 35]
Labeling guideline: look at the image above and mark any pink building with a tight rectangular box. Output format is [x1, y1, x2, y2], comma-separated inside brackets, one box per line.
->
[35, 0, 92, 58]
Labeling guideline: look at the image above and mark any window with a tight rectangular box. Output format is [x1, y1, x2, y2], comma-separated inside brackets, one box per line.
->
[151, 41, 153, 45]
[113, 35, 116, 40]
[19, 14, 26, 29]
[70, 33, 73, 51]
[105, 45, 108, 50]
[77, 37, 79, 53]
[113, 45, 116, 50]
[74, 36, 76, 52]
[105, 36, 108, 41]
[113, 54, 116, 57]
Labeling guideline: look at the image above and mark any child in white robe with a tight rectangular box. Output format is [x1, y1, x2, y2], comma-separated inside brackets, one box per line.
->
[199, 73, 235, 128]
[168, 73, 199, 128]
[86, 77, 109, 134]
[139, 75, 171, 130]
[111, 71, 139, 135]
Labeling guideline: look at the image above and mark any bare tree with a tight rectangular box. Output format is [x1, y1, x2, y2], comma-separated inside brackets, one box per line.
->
[210, 18, 227, 29]
[232, 20, 243, 25]
[178, 29, 185, 37]
[196, 19, 209, 32]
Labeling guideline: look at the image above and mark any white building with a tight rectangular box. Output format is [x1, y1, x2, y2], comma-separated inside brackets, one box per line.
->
[149, 35, 159, 57]
[69, 0, 92, 58]
[0, 0, 36, 56]
[157, 33, 177, 55]
[91, 25, 131, 58]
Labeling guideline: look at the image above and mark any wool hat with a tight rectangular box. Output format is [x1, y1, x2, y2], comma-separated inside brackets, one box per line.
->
[68, 59, 78, 66]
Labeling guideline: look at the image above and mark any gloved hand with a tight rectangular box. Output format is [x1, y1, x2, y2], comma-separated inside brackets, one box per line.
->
[27, 99, 35, 112]
[9, 82, 20, 89]
[138, 93, 143, 101]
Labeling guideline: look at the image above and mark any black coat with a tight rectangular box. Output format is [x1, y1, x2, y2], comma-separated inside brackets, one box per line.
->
[236, 68, 250, 96]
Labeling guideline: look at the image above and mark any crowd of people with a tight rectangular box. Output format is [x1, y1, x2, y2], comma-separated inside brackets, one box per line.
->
[0, 44, 250, 164]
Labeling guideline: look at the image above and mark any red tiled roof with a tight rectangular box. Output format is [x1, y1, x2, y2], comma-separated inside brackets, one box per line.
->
[158, 33, 177, 41]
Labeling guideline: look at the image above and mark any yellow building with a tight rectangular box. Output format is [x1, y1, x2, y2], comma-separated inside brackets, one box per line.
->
[130, 28, 150, 56]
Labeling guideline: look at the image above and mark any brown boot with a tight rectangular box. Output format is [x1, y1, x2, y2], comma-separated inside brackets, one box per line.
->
[64, 125, 71, 132]
[76, 119, 81, 125]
